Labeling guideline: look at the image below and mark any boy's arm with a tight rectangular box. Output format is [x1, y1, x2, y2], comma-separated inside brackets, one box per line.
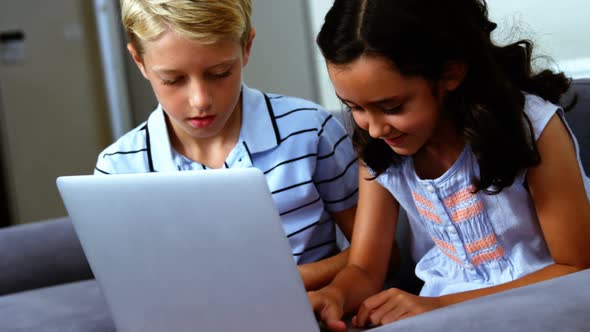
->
[94, 145, 118, 175]
[304, 109, 359, 290]
[94, 154, 112, 175]
[298, 206, 356, 290]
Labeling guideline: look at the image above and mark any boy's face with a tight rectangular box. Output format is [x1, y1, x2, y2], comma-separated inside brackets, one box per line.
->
[129, 30, 254, 143]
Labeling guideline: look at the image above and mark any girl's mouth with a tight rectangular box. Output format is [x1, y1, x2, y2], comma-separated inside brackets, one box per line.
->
[383, 134, 406, 146]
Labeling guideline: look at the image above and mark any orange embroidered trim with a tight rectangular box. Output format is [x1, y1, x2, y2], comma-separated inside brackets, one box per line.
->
[433, 238, 455, 253]
[417, 206, 442, 224]
[440, 248, 463, 264]
[444, 185, 476, 208]
[471, 247, 505, 266]
[413, 192, 435, 210]
[450, 200, 484, 223]
[465, 234, 497, 253]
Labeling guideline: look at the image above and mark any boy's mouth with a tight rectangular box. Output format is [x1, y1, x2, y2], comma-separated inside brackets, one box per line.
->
[189, 115, 216, 129]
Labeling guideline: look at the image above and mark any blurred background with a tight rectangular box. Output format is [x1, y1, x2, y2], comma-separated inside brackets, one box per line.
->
[0, 0, 588, 226]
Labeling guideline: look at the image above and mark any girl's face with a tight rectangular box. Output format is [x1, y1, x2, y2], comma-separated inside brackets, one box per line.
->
[327, 55, 460, 157]
[129, 30, 254, 143]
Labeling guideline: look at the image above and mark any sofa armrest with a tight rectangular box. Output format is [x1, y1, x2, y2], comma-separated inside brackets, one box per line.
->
[378, 269, 590, 332]
[0, 217, 93, 295]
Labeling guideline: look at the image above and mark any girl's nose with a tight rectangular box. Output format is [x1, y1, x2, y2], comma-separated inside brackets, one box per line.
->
[367, 114, 391, 139]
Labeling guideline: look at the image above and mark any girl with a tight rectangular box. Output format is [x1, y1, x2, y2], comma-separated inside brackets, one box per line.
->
[95, 0, 359, 291]
[309, 0, 590, 330]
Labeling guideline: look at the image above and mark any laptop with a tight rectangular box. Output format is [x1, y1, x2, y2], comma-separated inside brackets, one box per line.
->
[57, 168, 323, 332]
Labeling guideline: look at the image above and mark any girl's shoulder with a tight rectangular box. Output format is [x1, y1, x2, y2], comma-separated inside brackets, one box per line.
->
[372, 156, 413, 187]
[523, 93, 562, 141]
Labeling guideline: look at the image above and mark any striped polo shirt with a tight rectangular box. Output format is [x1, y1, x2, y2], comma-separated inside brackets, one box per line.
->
[95, 84, 359, 264]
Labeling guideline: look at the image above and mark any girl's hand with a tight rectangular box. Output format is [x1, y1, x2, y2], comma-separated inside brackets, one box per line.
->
[308, 288, 347, 332]
[352, 288, 442, 327]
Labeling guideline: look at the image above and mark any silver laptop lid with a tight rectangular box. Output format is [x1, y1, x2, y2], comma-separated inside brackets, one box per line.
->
[57, 168, 319, 332]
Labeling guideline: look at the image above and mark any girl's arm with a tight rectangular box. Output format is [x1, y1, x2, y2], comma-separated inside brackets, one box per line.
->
[352, 114, 590, 328]
[437, 113, 590, 306]
[298, 205, 356, 290]
[309, 163, 399, 330]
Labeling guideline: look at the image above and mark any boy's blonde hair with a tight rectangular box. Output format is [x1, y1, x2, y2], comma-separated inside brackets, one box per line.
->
[121, 0, 253, 55]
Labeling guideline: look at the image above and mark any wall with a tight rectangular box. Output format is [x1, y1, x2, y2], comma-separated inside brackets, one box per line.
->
[243, 0, 319, 103]
[306, 0, 339, 111]
[488, 0, 590, 77]
[0, 0, 111, 224]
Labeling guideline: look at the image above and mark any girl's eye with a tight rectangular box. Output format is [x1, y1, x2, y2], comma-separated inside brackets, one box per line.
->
[344, 104, 363, 112]
[382, 105, 402, 115]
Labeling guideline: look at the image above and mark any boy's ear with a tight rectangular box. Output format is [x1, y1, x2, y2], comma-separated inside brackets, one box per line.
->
[127, 43, 149, 79]
[242, 28, 256, 68]
[441, 61, 468, 91]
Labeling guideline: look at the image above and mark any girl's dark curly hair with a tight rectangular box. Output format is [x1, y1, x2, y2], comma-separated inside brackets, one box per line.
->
[317, 0, 573, 193]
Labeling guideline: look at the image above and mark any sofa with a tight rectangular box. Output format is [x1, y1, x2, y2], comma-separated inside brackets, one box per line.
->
[0, 217, 111, 331]
[0, 78, 588, 331]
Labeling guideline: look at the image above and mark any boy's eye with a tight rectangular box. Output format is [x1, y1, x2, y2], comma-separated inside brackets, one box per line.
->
[161, 77, 182, 86]
[208, 70, 232, 79]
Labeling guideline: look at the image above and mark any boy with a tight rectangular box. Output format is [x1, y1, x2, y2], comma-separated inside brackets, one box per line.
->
[95, 0, 358, 290]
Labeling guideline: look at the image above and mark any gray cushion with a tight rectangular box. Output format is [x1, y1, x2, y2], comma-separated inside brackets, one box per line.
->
[0, 217, 93, 295]
[373, 269, 590, 331]
[0, 280, 114, 332]
[562, 78, 590, 175]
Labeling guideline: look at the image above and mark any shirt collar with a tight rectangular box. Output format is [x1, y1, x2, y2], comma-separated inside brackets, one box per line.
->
[146, 105, 177, 172]
[239, 84, 281, 154]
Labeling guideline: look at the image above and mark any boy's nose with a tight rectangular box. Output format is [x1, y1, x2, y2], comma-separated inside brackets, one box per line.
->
[188, 81, 213, 111]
